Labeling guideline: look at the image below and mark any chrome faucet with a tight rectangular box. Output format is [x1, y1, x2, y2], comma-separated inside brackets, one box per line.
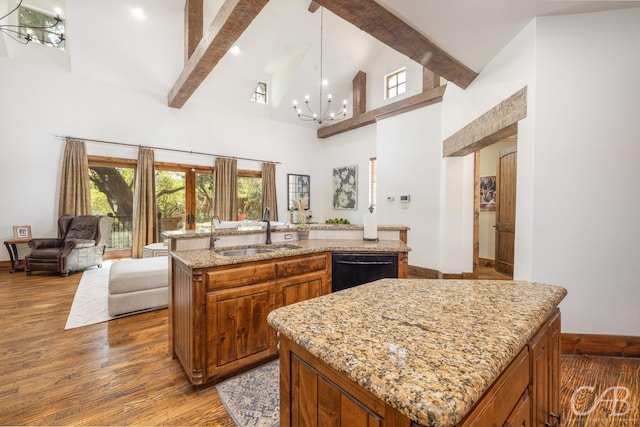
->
[263, 207, 272, 245]
[210, 215, 221, 249]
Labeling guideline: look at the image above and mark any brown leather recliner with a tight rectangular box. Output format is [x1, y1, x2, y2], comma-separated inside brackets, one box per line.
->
[25, 215, 113, 277]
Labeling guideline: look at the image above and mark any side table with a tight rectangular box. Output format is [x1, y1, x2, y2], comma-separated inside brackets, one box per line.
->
[4, 238, 31, 273]
[143, 242, 169, 258]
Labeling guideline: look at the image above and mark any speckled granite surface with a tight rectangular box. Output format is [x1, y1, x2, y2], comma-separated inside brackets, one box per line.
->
[170, 239, 410, 268]
[164, 224, 409, 239]
[267, 279, 567, 427]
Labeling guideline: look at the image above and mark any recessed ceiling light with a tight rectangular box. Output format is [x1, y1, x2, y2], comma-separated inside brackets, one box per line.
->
[229, 45, 241, 56]
[130, 7, 146, 20]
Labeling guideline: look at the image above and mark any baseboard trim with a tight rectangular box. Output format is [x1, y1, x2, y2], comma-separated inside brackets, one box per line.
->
[478, 257, 495, 267]
[407, 265, 440, 279]
[562, 333, 640, 357]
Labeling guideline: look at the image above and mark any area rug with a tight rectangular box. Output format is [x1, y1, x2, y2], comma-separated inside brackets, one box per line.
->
[64, 262, 114, 329]
[215, 360, 280, 427]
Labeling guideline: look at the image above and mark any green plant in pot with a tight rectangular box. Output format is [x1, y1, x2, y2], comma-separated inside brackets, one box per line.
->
[293, 197, 310, 239]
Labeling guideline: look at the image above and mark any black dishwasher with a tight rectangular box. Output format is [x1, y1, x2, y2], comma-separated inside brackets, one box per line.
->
[331, 253, 399, 292]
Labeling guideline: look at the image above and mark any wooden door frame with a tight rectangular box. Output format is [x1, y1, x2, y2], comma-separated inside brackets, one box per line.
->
[441, 88, 526, 279]
[472, 136, 518, 277]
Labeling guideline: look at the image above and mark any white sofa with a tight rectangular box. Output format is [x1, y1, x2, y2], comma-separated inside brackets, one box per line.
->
[108, 256, 169, 317]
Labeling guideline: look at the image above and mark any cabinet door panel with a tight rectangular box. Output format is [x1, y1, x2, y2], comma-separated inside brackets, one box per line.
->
[291, 354, 382, 427]
[277, 254, 328, 279]
[547, 310, 561, 424]
[504, 390, 531, 427]
[206, 262, 275, 290]
[209, 282, 275, 367]
[280, 277, 324, 307]
[529, 318, 550, 427]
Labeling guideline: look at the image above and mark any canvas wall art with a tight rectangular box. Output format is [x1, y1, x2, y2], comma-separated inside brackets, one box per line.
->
[480, 176, 496, 211]
[332, 165, 357, 209]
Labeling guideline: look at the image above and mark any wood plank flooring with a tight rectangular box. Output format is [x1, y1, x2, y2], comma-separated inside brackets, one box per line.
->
[561, 355, 640, 426]
[1, 262, 637, 426]
[0, 263, 235, 426]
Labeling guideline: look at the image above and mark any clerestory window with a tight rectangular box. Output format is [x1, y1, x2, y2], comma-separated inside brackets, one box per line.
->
[18, 6, 65, 49]
[385, 68, 406, 99]
[251, 82, 267, 104]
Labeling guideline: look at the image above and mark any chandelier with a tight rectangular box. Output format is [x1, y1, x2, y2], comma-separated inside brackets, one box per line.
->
[293, 8, 347, 125]
[0, 0, 65, 46]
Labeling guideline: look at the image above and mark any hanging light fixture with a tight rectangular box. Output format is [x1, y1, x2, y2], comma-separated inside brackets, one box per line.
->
[293, 7, 347, 125]
[0, 0, 65, 46]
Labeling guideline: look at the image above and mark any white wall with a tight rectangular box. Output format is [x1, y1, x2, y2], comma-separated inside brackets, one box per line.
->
[318, 125, 377, 224]
[377, 106, 442, 269]
[440, 9, 640, 335]
[440, 20, 538, 276]
[531, 9, 640, 335]
[0, 57, 320, 259]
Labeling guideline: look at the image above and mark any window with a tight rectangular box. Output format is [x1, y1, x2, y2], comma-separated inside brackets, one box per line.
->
[88, 156, 263, 255]
[155, 164, 215, 232]
[18, 6, 65, 49]
[237, 173, 262, 220]
[385, 69, 406, 99]
[155, 169, 186, 233]
[88, 158, 136, 251]
[369, 157, 377, 209]
[251, 82, 267, 104]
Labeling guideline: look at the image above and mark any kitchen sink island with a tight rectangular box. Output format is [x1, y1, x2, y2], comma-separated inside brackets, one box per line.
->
[168, 238, 410, 387]
[267, 279, 567, 427]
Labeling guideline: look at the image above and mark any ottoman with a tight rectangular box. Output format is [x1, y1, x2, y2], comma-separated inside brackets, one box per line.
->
[108, 256, 169, 316]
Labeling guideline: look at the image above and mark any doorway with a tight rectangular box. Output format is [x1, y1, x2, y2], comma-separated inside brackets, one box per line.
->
[474, 136, 517, 279]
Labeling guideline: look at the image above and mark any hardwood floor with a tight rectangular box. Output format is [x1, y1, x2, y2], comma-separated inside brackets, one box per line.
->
[0, 263, 235, 426]
[1, 262, 637, 426]
[561, 355, 640, 426]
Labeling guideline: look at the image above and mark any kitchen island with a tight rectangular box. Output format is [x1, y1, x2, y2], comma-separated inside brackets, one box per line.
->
[169, 239, 410, 387]
[267, 279, 567, 427]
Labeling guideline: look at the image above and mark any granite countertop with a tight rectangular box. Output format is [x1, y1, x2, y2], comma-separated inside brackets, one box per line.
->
[163, 224, 409, 239]
[267, 279, 567, 427]
[170, 239, 410, 268]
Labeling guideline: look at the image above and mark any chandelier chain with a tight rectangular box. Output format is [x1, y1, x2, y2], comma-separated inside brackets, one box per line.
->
[293, 7, 347, 125]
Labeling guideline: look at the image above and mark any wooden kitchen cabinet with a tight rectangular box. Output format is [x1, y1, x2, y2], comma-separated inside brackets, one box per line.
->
[206, 282, 277, 378]
[276, 253, 331, 306]
[529, 308, 561, 427]
[281, 337, 409, 427]
[278, 308, 562, 427]
[170, 252, 331, 386]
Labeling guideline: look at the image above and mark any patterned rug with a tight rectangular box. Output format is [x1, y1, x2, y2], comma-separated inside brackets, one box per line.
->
[215, 360, 280, 427]
[65, 262, 114, 329]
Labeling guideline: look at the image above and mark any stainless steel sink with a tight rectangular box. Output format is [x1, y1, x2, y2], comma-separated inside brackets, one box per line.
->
[216, 244, 300, 257]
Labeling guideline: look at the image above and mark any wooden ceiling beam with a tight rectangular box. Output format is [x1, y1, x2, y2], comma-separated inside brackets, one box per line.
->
[168, 0, 269, 109]
[318, 84, 447, 138]
[311, 0, 477, 89]
[352, 71, 367, 117]
[308, 1, 321, 13]
[185, 0, 203, 60]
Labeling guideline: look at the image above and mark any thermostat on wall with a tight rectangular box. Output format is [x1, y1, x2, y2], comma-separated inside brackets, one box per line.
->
[400, 195, 411, 203]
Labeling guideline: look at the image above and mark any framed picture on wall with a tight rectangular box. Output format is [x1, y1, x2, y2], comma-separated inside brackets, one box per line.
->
[332, 165, 358, 209]
[287, 174, 310, 211]
[480, 176, 496, 211]
[12, 225, 32, 240]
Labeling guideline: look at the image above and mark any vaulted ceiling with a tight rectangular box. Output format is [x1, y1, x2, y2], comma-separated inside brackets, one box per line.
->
[4, 0, 640, 128]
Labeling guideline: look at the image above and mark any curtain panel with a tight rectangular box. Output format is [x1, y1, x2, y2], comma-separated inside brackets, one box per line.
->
[58, 138, 92, 218]
[261, 162, 278, 221]
[131, 147, 158, 258]
[214, 157, 238, 221]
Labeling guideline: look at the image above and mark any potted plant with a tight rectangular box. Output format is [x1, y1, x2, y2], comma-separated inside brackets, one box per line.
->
[293, 197, 310, 240]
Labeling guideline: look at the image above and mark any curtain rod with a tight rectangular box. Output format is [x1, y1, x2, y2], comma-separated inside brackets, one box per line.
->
[54, 135, 281, 165]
